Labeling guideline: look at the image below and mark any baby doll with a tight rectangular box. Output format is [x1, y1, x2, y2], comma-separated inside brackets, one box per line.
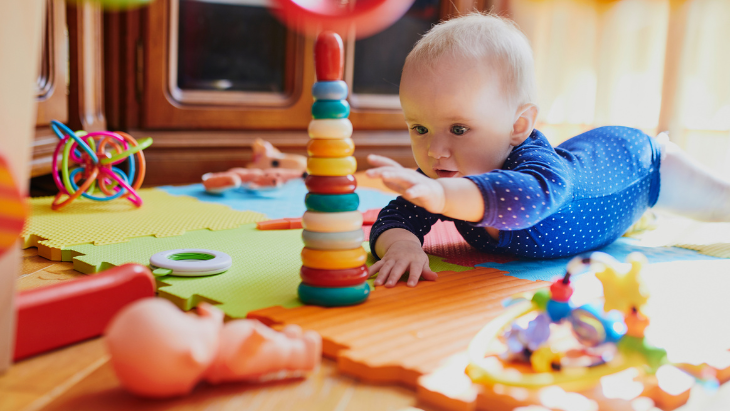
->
[367, 13, 730, 288]
[105, 298, 321, 398]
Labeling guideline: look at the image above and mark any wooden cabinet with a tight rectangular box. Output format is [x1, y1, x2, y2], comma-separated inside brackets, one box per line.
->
[31, 0, 106, 178]
[33, 0, 485, 186]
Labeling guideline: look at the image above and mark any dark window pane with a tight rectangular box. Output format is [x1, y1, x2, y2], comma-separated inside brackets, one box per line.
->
[177, 0, 287, 92]
[352, 0, 440, 95]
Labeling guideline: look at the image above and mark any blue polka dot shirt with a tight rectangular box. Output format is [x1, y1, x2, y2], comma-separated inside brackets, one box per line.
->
[370, 126, 662, 259]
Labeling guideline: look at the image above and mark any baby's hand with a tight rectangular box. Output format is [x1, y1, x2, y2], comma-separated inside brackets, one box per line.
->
[368, 240, 438, 287]
[366, 155, 446, 214]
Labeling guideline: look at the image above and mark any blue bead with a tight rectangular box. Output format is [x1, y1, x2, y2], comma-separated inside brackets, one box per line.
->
[546, 300, 573, 322]
[313, 81, 348, 101]
[312, 100, 350, 119]
[298, 282, 370, 307]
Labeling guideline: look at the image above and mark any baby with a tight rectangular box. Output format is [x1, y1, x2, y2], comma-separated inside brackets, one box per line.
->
[366, 13, 730, 288]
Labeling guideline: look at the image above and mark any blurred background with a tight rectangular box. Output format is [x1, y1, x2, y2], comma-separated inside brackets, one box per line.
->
[27, 0, 730, 189]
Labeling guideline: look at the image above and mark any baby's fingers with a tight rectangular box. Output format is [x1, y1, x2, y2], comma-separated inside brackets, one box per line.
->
[406, 262, 423, 287]
[421, 262, 438, 281]
[367, 154, 403, 168]
[368, 260, 384, 278]
[385, 260, 410, 288]
[373, 259, 395, 286]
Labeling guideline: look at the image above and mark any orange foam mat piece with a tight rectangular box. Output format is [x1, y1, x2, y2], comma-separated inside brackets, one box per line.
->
[249, 267, 548, 388]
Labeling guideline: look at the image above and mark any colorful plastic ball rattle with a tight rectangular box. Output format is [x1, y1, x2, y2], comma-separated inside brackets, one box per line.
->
[269, 0, 416, 39]
[49, 120, 152, 210]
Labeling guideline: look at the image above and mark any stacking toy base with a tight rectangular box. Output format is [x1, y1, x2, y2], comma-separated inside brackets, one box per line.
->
[298, 282, 370, 307]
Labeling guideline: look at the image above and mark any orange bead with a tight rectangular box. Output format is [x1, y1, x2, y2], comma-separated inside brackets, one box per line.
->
[301, 247, 367, 270]
[307, 138, 355, 158]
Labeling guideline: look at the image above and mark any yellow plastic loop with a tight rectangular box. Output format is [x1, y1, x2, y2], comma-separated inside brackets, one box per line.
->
[301, 247, 367, 270]
[301, 210, 362, 232]
[307, 138, 355, 158]
[308, 119, 353, 139]
[307, 156, 357, 177]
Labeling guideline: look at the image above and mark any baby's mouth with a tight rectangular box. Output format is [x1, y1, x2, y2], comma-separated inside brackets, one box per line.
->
[434, 169, 459, 178]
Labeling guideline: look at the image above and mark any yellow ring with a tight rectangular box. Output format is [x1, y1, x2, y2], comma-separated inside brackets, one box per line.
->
[307, 156, 357, 176]
[302, 210, 362, 232]
[307, 138, 355, 158]
[308, 119, 353, 139]
[301, 247, 367, 270]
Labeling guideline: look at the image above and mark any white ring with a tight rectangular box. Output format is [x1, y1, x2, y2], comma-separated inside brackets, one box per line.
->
[149, 249, 232, 277]
[308, 119, 353, 139]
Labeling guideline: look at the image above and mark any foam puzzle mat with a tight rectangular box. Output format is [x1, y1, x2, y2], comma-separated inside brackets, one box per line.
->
[66, 224, 471, 318]
[158, 179, 397, 220]
[476, 237, 721, 282]
[22, 189, 267, 261]
[626, 211, 730, 258]
[248, 267, 550, 387]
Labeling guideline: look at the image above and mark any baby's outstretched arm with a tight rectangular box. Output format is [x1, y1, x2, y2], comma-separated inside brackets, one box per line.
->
[366, 154, 485, 222]
[368, 228, 437, 287]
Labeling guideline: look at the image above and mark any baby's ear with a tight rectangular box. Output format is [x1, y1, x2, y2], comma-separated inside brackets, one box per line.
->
[510, 103, 539, 146]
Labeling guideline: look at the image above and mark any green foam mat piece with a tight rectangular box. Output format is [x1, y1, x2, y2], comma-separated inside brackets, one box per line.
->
[67, 226, 471, 318]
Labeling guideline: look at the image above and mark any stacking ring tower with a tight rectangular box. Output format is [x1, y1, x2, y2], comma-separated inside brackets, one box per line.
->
[297, 32, 370, 306]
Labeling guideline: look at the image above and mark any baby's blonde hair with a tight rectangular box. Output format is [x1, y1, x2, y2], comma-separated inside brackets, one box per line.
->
[404, 12, 537, 107]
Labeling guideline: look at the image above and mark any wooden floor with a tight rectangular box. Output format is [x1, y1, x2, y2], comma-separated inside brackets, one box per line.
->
[0, 248, 441, 411]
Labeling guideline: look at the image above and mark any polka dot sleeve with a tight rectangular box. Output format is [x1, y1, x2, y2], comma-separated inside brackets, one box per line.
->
[369, 195, 441, 259]
[464, 131, 574, 231]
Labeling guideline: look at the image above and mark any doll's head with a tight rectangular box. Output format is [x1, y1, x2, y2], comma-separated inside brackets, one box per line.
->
[400, 12, 539, 179]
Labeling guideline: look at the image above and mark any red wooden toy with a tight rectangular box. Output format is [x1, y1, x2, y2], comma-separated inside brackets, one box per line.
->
[315, 32, 344, 82]
[14, 263, 156, 360]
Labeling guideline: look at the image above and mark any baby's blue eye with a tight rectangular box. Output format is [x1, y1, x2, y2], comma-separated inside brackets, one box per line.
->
[411, 125, 428, 135]
[451, 125, 468, 135]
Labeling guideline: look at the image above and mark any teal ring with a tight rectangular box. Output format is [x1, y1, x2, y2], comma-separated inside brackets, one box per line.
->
[305, 193, 359, 212]
[298, 282, 370, 307]
[302, 229, 364, 250]
[312, 100, 350, 119]
[313, 81, 348, 101]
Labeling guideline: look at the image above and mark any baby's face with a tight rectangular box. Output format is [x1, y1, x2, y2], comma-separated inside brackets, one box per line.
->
[400, 57, 518, 179]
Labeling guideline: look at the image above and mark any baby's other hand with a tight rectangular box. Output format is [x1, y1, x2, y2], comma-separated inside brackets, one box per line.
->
[366, 154, 446, 214]
[368, 240, 437, 287]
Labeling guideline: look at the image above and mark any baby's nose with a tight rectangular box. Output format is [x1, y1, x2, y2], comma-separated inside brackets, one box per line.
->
[427, 136, 451, 159]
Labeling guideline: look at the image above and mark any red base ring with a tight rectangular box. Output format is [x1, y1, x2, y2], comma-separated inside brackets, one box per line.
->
[300, 265, 369, 287]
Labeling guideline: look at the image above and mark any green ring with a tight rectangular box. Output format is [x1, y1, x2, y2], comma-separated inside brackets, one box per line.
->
[298, 282, 370, 307]
[100, 137, 153, 165]
[305, 193, 359, 212]
[312, 100, 350, 119]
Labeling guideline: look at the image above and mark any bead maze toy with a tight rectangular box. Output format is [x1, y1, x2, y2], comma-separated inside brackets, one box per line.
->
[49, 120, 152, 210]
[461, 252, 727, 410]
[298, 32, 370, 307]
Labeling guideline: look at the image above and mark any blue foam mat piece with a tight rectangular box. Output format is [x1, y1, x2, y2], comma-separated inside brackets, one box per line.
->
[158, 179, 397, 220]
[477, 237, 721, 282]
